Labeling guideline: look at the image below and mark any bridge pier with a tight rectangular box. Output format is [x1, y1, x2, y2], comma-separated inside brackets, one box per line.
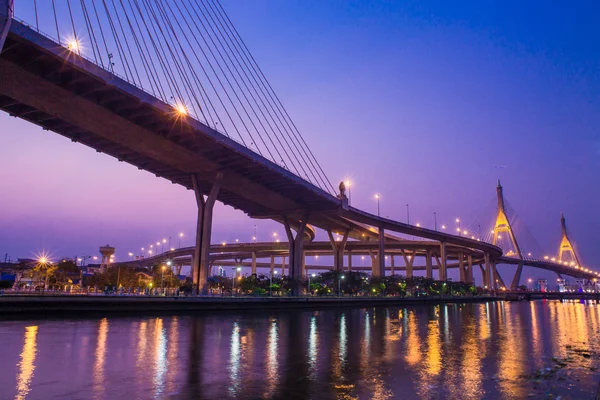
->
[466, 255, 473, 283]
[251, 252, 257, 275]
[378, 227, 385, 276]
[492, 263, 506, 289]
[439, 242, 447, 281]
[283, 215, 308, 296]
[192, 172, 224, 294]
[347, 251, 352, 272]
[402, 250, 414, 278]
[328, 230, 349, 272]
[479, 264, 487, 288]
[425, 250, 433, 279]
[484, 253, 492, 288]
[510, 262, 523, 290]
[458, 251, 465, 282]
[390, 255, 395, 275]
[369, 250, 378, 276]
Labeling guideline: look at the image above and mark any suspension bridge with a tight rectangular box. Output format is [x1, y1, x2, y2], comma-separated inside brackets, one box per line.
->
[0, 0, 595, 294]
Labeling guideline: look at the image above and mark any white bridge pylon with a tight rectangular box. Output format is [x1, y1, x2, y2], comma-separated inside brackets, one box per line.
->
[558, 213, 581, 267]
[492, 180, 523, 290]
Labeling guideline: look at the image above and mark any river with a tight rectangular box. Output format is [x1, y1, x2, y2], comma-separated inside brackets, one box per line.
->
[0, 300, 599, 399]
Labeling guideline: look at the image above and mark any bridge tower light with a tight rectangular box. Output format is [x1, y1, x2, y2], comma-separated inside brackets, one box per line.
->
[557, 213, 582, 267]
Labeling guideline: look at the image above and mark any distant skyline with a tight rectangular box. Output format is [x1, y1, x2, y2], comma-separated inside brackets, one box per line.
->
[1, 0, 599, 281]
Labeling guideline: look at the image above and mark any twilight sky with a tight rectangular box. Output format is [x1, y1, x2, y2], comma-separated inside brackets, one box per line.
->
[1, 0, 599, 281]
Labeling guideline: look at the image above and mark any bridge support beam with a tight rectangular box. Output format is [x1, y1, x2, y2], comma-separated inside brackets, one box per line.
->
[347, 251, 352, 272]
[426, 250, 433, 279]
[510, 262, 523, 290]
[484, 253, 492, 289]
[492, 263, 506, 290]
[281, 256, 285, 275]
[0, 0, 12, 52]
[284, 215, 308, 296]
[390, 255, 395, 276]
[479, 264, 487, 288]
[328, 230, 349, 272]
[458, 252, 465, 282]
[466, 255, 473, 284]
[192, 171, 224, 294]
[251, 252, 257, 275]
[439, 243, 447, 281]
[402, 250, 414, 278]
[378, 228, 386, 276]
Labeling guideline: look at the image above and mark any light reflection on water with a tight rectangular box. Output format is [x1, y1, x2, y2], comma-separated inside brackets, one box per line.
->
[15, 325, 37, 400]
[1, 300, 600, 399]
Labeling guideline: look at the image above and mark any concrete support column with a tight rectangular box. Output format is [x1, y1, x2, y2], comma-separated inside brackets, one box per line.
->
[378, 227, 385, 277]
[369, 250, 379, 277]
[301, 251, 306, 277]
[270, 256, 275, 276]
[466, 255, 473, 284]
[284, 215, 308, 296]
[491, 261, 498, 289]
[492, 262, 506, 289]
[479, 264, 487, 288]
[484, 253, 492, 289]
[439, 242, 447, 281]
[510, 262, 523, 290]
[192, 172, 224, 294]
[251, 252, 257, 275]
[458, 252, 465, 282]
[390, 255, 395, 276]
[347, 251, 352, 272]
[402, 250, 414, 278]
[0, 0, 12, 52]
[426, 250, 433, 279]
[328, 230, 349, 272]
[281, 256, 285, 276]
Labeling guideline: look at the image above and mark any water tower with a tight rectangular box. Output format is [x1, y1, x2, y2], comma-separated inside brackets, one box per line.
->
[99, 245, 115, 272]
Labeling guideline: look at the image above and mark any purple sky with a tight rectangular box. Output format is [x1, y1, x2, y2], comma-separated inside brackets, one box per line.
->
[1, 0, 598, 281]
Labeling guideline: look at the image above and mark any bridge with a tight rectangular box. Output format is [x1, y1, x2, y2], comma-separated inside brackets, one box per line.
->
[0, 1, 596, 294]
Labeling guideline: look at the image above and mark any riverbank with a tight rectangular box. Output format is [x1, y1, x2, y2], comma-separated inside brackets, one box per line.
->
[0, 294, 497, 316]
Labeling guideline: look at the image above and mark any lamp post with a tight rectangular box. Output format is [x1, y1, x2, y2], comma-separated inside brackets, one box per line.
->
[270, 270, 278, 296]
[232, 267, 236, 295]
[406, 204, 410, 224]
[308, 273, 316, 296]
[345, 180, 352, 205]
[374, 194, 380, 217]
[179, 233, 184, 248]
[161, 265, 166, 294]
[456, 218, 461, 236]
[338, 274, 345, 297]
[434, 212, 437, 231]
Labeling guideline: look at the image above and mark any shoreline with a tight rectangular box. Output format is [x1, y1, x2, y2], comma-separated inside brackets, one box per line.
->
[0, 294, 497, 316]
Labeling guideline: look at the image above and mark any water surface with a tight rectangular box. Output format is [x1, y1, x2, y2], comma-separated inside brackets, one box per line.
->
[1, 300, 599, 399]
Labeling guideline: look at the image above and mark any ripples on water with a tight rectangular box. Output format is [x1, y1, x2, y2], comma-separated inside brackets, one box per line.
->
[0, 300, 599, 399]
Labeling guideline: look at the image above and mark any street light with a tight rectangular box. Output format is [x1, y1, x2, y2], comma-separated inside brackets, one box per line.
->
[345, 180, 352, 205]
[161, 265, 166, 293]
[270, 270, 278, 296]
[338, 274, 345, 297]
[308, 273, 316, 296]
[179, 233, 184, 248]
[374, 194, 380, 217]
